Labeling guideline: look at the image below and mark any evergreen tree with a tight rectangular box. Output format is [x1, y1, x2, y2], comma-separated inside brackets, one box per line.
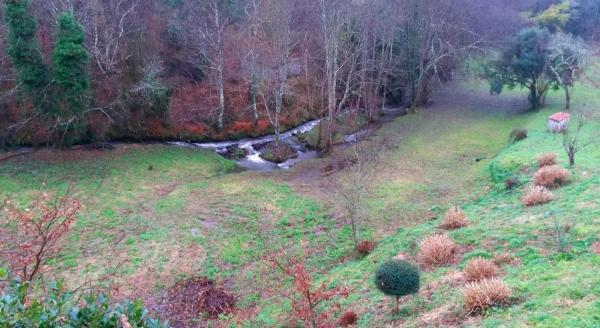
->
[52, 12, 90, 118]
[3, 0, 51, 111]
[487, 27, 557, 110]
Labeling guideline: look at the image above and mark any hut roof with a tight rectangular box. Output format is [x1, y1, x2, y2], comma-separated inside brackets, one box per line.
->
[548, 112, 571, 122]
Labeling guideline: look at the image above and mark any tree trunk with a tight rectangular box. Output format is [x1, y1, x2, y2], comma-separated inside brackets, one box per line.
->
[564, 85, 571, 110]
[529, 84, 540, 110]
[216, 55, 225, 131]
[568, 150, 575, 166]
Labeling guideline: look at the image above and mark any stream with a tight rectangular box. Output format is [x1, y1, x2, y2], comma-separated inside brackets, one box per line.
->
[168, 119, 322, 171]
[168, 108, 406, 171]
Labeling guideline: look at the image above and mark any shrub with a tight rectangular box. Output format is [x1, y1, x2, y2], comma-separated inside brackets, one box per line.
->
[338, 311, 358, 326]
[356, 240, 375, 256]
[509, 129, 527, 143]
[375, 260, 420, 313]
[504, 176, 519, 190]
[522, 186, 554, 206]
[463, 278, 512, 314]
[537, 153, 557, 168]
[533, 165, 570, 188]
[439, 206, 468, 230]
[0, 273, 163, 327]
[418, 234, 456, 266]
[463, 257, 500, 282]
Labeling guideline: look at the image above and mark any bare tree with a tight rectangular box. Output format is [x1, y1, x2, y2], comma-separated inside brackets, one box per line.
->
[547, 33, 590, 110]
[255, 0, 297, 148]
[560, 111, 598, 166]
[87, 0, 139, 76]
[241, 0, 262, 125]
[333, 142, 386, 248]
[190, 0, 229, 131]
[318, 0, 344, 153]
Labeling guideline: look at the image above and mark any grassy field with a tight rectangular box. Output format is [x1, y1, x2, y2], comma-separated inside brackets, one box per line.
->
[1, 77, 599, 326]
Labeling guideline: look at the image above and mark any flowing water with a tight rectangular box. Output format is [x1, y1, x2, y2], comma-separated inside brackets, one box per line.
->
[168, 119, 321, 171]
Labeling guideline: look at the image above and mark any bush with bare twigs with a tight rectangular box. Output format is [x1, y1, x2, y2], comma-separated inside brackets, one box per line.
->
[463, 278, 512, 314]
[537, 153, 557, 167]
[522, 186, 554, 206]
[439, 206, 468, 230]
[266, 256, 350, 327]
[0, 191, 81, 282]
[417, 234, 456, 266]
[463, 257, 500, 282]
[533, 165, 569, 188]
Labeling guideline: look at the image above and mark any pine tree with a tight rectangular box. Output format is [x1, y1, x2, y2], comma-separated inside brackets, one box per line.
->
[52, 12, 90, 118]
[3, 0, 51, 111]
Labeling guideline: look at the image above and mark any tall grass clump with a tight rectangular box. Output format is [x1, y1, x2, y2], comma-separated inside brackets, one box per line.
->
[418, 234, 456, 266]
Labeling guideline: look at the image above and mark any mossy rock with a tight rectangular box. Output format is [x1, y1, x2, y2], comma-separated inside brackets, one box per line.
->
[259, 142, 298, 164]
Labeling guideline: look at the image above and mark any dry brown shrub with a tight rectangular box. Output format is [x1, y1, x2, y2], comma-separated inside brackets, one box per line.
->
[521, 186, 554, 206]
[533, 165, 570, 188]
[418, 234, 457, 267]
[537, 153, 557, 168]
[463, 257, 500, 282]
[462, 278, 512, 314]
[439, 206, 468, 230]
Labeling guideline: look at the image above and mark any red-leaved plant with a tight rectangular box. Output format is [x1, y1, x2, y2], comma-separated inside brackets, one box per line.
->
[0, 190, 81, 282]
[265, 255, 350, 328]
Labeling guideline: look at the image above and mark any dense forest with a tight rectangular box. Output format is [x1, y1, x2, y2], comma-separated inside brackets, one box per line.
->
[1, 0, 597, 148]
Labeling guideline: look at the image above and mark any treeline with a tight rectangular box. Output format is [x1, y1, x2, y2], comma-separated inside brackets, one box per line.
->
[0, 0, 597, 147]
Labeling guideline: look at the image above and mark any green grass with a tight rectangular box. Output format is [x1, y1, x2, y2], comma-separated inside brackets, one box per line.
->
[307, 81, 600, 327]
[1, 77, 599, 326]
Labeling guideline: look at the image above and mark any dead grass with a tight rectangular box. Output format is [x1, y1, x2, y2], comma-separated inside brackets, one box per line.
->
[533, 165, 570, 188]
[439, 206, 469, 230]
[537, 153, 557, 168]
[418, 234, 457, 267]
[522, 185, 554, 207]
[462, 278, 512, 315]
[463, 257, 500, 282]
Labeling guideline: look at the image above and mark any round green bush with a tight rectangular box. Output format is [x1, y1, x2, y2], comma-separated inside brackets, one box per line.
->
[375, 260, 420, 298]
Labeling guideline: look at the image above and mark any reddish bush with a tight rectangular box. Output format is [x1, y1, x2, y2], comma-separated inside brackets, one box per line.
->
[463, 257, 500, 282]
[338, 310, 358, 326]
[521, 186, 554, 206]
[255, 120, 270, 133]
[439, 206, 468, 230]
[537, 153, 557, 168]
[463, 278, 512, 314]
[418, 235, 456, 267]
[504, 176, 519, 190]
[0, 191, 80, 282]
[227, 121, 254, 135]
[533, 165, 569, 188]
[266, 256, 349, 327]
[509, 129, 528, 143]
[356, 240, 375, 256]
[591, 242, 600, 255]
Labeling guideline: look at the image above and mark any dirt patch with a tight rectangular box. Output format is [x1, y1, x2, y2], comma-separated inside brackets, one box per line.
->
[417, 304, 462, 327]
[154, 182, 180, 198]
[147, 277, 236, 328]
